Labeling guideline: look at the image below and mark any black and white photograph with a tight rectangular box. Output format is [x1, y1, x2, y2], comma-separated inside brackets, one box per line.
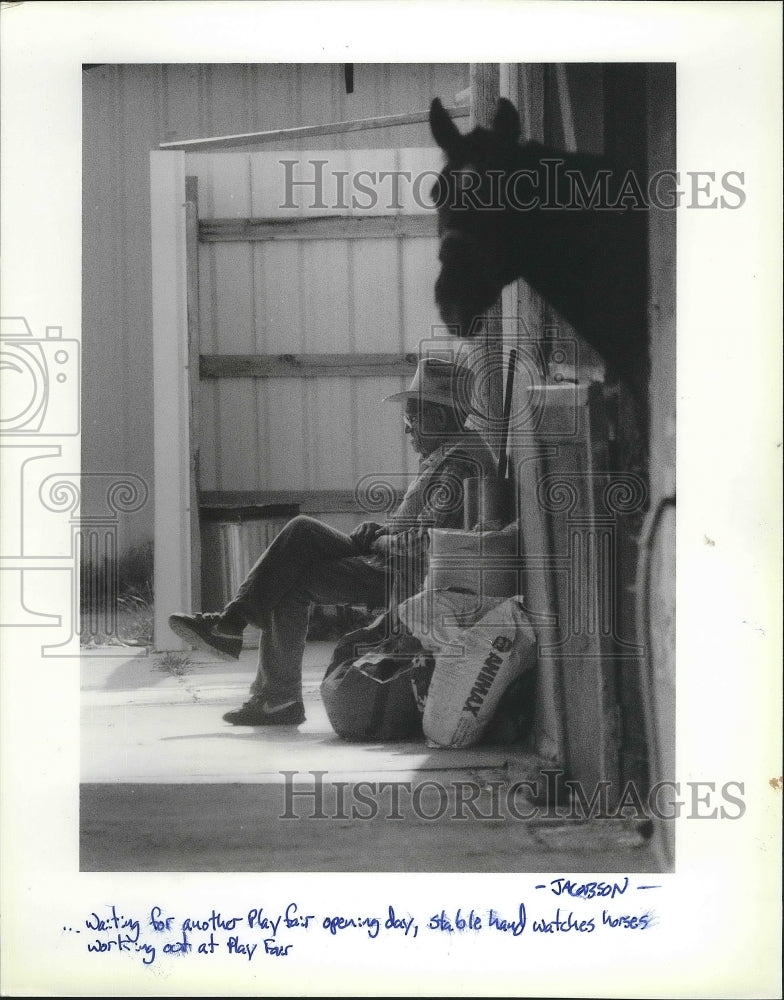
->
[1, 2, 781, 997]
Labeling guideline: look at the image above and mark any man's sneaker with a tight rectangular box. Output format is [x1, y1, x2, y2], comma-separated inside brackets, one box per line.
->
[168, 613, 242, 661]
[211, 615, 245, 640]
[222, 699, 306, 726]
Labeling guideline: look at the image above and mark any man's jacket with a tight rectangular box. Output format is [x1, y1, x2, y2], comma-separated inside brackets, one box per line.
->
[365, 429, 497, 600]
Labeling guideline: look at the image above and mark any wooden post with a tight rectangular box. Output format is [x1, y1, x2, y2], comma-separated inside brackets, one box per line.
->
[499, 65, 567, 768]
[151, 150, 193, 650]
[469, 64, 504, 460]
[185, 176, 202, 612]
[642, 62, 676, 869]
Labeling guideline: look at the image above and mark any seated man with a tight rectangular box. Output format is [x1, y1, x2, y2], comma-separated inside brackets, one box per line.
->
[169, 358, 496, 726]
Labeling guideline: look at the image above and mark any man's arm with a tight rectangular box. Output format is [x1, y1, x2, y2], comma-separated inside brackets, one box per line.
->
[417, 454, 487, 530]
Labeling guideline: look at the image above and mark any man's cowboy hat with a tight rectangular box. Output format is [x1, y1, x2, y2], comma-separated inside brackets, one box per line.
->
[383, 358, 474, 415]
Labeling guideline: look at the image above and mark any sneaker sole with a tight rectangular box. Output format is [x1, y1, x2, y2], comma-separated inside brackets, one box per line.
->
[223, 709, 306, 726]
[168, 617, 240, 661]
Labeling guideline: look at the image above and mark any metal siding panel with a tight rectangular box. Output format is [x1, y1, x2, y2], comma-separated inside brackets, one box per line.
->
[352, 239, 401, 352]
[300, 241, 352, 353]
[339, 63, 392, 145]
[296, 64, 345, 151]
[203, 64, 255, 135]
[249, 64, 304, 134]
[83, 67, 125, 474]
[398, 147, 443, 213]
[305, 378, 355, 490]
[251, 148, 357, 216]
[254, 242, 303, 352]
[116, 69, 146, 502]
[213, 244, 255, 351]
[344, 148, 402, 215]
[262, 380, 308, 491]
[353, 376, 413, 483]
[207, 153, 253, 217]
[385, 65, 439, 147]
[162, 64, 207, 140]
[214, 379, 262, 491]
[400, 238, 442, 353]
[431, 64, 470, 106]
[250, 151, 301, 216]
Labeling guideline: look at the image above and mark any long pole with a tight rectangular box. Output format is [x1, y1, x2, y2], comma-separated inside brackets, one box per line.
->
[498, 348, 517, 481]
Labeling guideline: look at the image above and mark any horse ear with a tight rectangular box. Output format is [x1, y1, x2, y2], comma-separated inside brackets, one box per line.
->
[430, 98, 462, 156]
[493, 98, 521, 144]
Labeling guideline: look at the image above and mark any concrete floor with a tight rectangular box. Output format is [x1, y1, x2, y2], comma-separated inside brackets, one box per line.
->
[80, 643, 662, 872]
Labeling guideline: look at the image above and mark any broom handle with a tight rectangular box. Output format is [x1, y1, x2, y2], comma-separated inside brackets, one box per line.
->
[498, 348, 517, 481]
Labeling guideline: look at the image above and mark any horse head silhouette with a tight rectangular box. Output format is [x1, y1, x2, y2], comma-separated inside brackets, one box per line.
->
[429, 97, 649, 409]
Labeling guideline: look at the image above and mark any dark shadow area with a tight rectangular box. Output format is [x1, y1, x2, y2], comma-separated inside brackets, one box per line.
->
[80, 783, 662, 874]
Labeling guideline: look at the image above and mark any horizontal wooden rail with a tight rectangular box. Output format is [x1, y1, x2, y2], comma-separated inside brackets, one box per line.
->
[200, 489, 405, 514]
[159, 106, 469, 152]
[199, 214, 437, 243]
[200, 352, 418, 379]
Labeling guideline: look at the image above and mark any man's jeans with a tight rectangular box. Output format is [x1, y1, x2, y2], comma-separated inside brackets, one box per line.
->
[224, 516, 389, 706]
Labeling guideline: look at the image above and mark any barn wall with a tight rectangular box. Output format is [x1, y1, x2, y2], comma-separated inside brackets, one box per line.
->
[185, 146, 450, 517]
[82, 63, 469, 552]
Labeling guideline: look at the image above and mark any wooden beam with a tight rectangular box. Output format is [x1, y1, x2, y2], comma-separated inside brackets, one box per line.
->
[151, 150, 192, 651]
[159, 106, 469, 152]
[184, 176, 202, 610]
[199, 214, 437, 243]
[200, 352, 418, 380]
[200, 489, 405, 514]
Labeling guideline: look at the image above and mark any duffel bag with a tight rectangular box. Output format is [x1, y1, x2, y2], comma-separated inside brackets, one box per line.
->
[321, 620, 435, 741]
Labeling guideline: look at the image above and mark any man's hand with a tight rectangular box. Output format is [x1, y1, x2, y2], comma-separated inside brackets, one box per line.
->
[350, 520, 387, 554]
[370, 526, 429, 559]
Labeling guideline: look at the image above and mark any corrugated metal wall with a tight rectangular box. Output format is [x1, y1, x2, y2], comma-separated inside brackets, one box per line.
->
[187, 145, 449, 534]
[82, 63, 469, 548]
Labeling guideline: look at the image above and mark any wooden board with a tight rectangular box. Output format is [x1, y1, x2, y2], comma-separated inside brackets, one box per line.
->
[150, 151, 192, 650]
[200, 215, 437, 241]
[161, 106, 469, 152]
[199, 352, 417, 379]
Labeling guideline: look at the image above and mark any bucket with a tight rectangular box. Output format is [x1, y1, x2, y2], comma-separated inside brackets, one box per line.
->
[425, 524, 522, 601]
[463, 476, 516, 530]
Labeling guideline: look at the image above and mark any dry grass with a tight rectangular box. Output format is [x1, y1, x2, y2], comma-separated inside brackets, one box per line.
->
[81, 540, 154, 648]
[81, 598, 154, 648]
[155, 650, 193, 676]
